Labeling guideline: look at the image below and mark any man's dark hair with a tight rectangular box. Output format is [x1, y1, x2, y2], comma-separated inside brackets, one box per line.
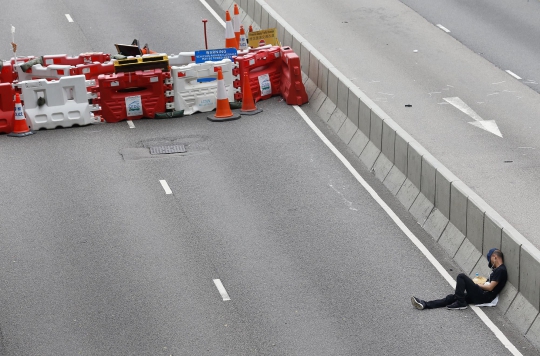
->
[493, 249, 504, 263]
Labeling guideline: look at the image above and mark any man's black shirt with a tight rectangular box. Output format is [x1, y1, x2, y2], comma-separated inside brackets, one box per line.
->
[486, 264, 507, 299]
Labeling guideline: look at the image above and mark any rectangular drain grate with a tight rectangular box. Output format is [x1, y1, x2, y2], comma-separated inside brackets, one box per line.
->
[150, 145, 186, 155]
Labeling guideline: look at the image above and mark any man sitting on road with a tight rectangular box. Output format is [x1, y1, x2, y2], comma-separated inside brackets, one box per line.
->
[411, 248, 507, 310]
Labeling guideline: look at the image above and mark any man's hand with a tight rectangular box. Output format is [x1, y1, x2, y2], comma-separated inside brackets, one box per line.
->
[479, 280, 498, 292]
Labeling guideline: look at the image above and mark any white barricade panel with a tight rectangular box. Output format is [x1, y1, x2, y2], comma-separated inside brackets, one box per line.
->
[16, 63, 72, 82]
[20, 75, 100, 130]
[171, 59, 238, 115]
[168, 52, 195, 67]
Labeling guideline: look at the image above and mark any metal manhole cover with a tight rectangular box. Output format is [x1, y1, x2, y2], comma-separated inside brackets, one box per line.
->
[149, 145, 186, 155]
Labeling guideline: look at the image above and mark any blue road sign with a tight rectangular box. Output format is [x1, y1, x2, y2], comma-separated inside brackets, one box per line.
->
[195, 48, 237, 63]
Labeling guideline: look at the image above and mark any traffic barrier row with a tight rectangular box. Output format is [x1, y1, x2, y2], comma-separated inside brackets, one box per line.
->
[18, 75, 101, 130]
[1, 45, 308, 133]
[171, 58, 237, 115]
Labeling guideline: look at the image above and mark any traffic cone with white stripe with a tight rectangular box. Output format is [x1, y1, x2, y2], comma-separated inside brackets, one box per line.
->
[233, 4, 241, 46]
[240, 73, 262, 115]
[8, 93, 33, 137]
[238, 26, 248, 50]
[207, 69, 241, 122]
[225, 11, 238, 49]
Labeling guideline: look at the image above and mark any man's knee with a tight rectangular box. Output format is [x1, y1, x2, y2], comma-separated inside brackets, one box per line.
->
[457, 273, 468, 279]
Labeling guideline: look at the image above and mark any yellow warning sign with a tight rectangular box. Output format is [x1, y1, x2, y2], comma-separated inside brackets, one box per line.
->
[248, 28, 281, 48]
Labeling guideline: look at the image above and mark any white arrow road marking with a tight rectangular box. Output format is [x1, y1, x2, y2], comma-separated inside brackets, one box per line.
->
[443, 97, 503, 137]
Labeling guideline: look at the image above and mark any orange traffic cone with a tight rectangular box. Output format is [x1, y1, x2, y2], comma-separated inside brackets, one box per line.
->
[225, 11, 238, 49]
[238, 26, 248, 50]
[207, 69, 241, 122]
[8, 93, 33, 137]
[240, 73, 262, 115]
[233, 4, 241, 46]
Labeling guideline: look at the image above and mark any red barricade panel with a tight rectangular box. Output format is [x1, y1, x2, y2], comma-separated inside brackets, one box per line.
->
[0, 62, 15, 84]
[234, 46, 282, 102]
[96, 69, 168, 122]
[0, 83, 15, 134]
[280, 47, 308, 106]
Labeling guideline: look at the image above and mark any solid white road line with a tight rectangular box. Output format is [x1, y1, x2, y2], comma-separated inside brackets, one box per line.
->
[436, 24, 451, 33]
[65, 14, 74, 22]
[127, 120, 135, 129]
[506, 70, 522, 80]
[198, 0, 226, 27]
[213, 279, 231, 301]
[292, 105, 521, 356]
[159, 180, 173, 195]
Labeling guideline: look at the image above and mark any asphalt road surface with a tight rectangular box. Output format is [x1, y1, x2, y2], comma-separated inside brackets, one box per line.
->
[0, 1, 537, 355]
[264, 0, 540, 250]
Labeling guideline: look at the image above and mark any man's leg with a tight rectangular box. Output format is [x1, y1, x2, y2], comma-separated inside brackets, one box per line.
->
[455, 273, 483, 303]
[423, 294, 456, 309]
[446, 273, 484, 309]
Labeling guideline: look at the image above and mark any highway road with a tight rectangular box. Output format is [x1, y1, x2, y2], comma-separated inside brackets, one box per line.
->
[0, 0, 537, 355]
[400, 0, 540, 95]
[263, 0, 540, 250]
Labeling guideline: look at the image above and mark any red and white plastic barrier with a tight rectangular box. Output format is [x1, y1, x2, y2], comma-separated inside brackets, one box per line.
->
[1, 57, 37, 83]
[233, 46, 308, 106]
[41, 53, 111, 66]
[168, 52, 196, 66]
[18, 75, 100, 130]
[16, 63, 72, 82]
[279, 47, 308, 106]
[233, 46, 282, 102]
[0, 83, 15, 134]
[95, 69, 172, 122]
[171, 58, 238, 115]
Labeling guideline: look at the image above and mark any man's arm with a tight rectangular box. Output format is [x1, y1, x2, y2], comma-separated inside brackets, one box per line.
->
[479, 280, 498, 292]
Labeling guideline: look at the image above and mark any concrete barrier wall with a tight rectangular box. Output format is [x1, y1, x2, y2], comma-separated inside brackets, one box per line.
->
[217, 0, 540, 349]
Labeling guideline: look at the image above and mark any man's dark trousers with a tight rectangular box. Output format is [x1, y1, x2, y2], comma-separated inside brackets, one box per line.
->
[425, 273, 492, 309]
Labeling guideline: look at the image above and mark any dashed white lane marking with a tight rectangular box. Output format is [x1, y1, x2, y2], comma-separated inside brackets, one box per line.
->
[436, 24, 451, 33]
[213, 279, 231, 301]
[198, 0, 226, 27]
[127, 120, 135, 129]
[505, 70, 522, 80]
[65, 14, 74, 22]
[159, 180, 172, 195]
[292, 105, 521, 356]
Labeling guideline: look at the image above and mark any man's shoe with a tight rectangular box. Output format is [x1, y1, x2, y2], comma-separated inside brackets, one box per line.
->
[447, 301, 468, 310]
[411, 296, 426, 310]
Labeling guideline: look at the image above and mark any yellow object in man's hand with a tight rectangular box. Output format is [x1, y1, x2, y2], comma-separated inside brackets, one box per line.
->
[473, 276, 487, 285]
